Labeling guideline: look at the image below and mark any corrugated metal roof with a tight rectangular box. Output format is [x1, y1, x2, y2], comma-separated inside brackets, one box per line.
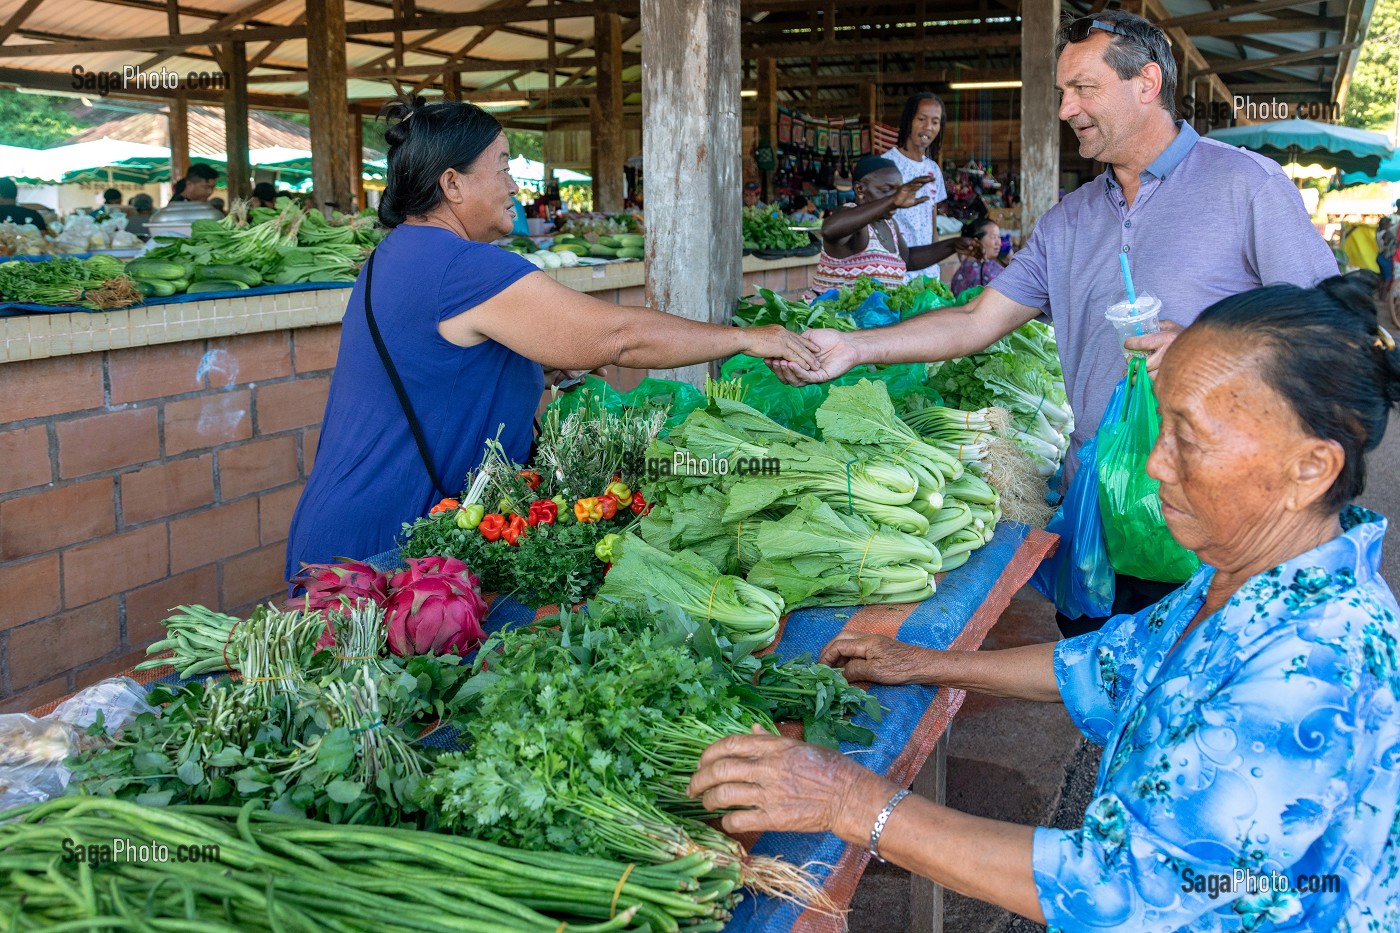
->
[67, 105, 382, 159]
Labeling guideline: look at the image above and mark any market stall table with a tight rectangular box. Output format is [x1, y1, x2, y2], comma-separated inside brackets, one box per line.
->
[25, 511, 1051, 933]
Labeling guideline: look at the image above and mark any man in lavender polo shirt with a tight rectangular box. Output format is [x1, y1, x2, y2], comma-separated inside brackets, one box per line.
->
[770, 9, 1336, 634]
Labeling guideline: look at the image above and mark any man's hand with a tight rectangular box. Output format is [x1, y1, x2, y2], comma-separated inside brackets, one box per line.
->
[818, 633, 933, 685]
[768, 328, 859, 386]
[739, 324, 819, 372]
[687, 725, 893, 836]
[1124, 320, 1185, 376]
[891, 176, 934, 210]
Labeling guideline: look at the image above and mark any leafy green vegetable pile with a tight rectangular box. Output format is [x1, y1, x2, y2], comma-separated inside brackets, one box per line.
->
[0, 254, 140, 308]
[925, 319, 1072, 477]
[732, 286, 856, 332]
[741, 206, 811, 252]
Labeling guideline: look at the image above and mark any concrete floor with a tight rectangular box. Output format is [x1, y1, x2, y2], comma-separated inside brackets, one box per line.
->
[844, 416, 1400, 933]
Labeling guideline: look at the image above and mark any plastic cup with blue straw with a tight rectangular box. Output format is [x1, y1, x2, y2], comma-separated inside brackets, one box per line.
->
[1106, 253, 1161, 359]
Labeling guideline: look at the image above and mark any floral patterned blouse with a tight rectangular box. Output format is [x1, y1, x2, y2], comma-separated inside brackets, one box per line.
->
[1035, 507, 1400, 932]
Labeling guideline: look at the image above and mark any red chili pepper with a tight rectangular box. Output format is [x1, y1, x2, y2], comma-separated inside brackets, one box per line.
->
[479, 513, 506, 542]
[630, 492, 651, 516]
[503, 513, 528, 546]
[526, 499, 558, 527]
[596, 493, 619, 520]
[519, 469, 542, 491]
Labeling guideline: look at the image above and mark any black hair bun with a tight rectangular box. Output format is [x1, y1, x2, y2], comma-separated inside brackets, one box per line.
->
[378, 94, 429, 147]
[1317, 270, 1383, 326]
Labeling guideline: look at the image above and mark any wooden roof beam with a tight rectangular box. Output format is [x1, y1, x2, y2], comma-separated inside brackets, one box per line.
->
[0, 2, 640, 59]
[1187, 15, 1343, 36]
[738, 31, 1021, 58]
[137, 0, 284, 71]
[0, 0, 48, 45]
[1160, 0, 1326, 31]
[1200, 42, 1357, 75]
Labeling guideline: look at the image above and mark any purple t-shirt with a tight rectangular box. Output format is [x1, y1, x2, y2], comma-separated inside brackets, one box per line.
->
[990, 122, 1337, 481]
[286, 225, 544, 576]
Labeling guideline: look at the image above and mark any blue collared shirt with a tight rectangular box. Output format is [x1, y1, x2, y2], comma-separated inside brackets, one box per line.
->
[1035, 507, 1400, 932]
[991, 122, 1338, 481]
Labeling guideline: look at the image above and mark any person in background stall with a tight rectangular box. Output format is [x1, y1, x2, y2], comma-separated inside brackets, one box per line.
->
[770, 9, 1338, 638]
[285, 95, 818, 576]
[0, 178, 49, 232]
[252, 182, 279, 209]
[786, 197, 821, 224]
[125, 193, 154, 239]
[169, 163, 219, 203]
[882, 93, 961, 282]
[742, 181, 767, 211]
[949, 217, 1005, 294]
[809, 156, 973, 296]
[691, 278, 1400, 933]
[209, 197, 226, 215]
[90, 188, 124, 219]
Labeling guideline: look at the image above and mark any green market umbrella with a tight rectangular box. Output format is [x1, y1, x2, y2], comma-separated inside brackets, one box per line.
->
[61, 156, 225, 186]
[1207, 119, 1392, 177]
[1340, 151, 1400, 186]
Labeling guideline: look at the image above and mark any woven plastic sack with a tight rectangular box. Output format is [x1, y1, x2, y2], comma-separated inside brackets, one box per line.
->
[621, 378, 705, 430]
[1031, 434, 1115, 619]
[1095, 359, 1201, 583]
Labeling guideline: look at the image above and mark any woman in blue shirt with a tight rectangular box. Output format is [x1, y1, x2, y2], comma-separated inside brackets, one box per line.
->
[286, 97, 815, 576]
[688, 273, 1400, 932]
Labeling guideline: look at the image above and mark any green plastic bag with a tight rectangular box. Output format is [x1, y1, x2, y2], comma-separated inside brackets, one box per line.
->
[621, 377, 706, 430]
[1096, 358, 1200, 583]
[544, 377, 622, 422]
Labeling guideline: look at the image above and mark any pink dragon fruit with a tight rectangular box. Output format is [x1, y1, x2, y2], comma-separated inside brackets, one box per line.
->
[286, 560, 390, 612]
[286, 561, 391, 649]
[384, 570, 487, 657]
[389, 555, 474, 590]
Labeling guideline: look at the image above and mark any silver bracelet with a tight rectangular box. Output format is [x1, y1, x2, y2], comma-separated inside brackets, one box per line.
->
[868, 788, 911, 862]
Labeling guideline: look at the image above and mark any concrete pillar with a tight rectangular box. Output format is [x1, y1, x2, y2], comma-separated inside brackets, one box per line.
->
[591, 11, 625, 212]
[221, 42, 250, 201]
[641, 0, 741, 387]
[306, 0, 354, 211]
[1020, 0, 1060, 238]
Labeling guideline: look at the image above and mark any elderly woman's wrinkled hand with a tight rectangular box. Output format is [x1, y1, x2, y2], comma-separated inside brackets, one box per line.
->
[1124, 320, 1184, 376]
[768, 328, 859, 386]
[819, 633, 931, 685]
[687, 725, 892, 836]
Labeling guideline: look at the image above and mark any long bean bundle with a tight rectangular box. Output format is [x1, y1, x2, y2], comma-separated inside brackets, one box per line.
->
[0, 797, 734, 932]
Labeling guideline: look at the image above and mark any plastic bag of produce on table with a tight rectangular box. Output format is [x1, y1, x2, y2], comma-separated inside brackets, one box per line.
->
[1096, 358, 1200, 583]
[0, 677, 154, 810]
[620, 377, 706, 430]
[1030, 434, 1115, 620]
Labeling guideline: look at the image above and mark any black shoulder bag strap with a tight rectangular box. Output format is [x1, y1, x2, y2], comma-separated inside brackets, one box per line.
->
[362, 250, 455, 500]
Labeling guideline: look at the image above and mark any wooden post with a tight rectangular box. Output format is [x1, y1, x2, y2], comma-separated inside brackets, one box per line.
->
[591, 11, 625, 212]
[221, 42, 251, 201]
[641, 0, 741, 387]
[862, 79, 878, 133]
[758, 57, 777, 199]
[909, 729, 950, 933]
[1019, 0, 1060, 239]
[306, 0, 354, 211]
[350, 112, 364, 210]
[168, 91, 190, 184]
[443, 69, 460, 101]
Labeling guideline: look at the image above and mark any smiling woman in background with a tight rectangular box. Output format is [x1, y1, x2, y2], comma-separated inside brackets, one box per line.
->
[881, 93, 961, 282]
[285, 96, 817, 578]
[689, 273, 1400, 932]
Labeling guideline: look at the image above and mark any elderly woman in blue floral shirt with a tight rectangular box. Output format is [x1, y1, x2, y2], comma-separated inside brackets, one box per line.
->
[689, 272, 1400, 932]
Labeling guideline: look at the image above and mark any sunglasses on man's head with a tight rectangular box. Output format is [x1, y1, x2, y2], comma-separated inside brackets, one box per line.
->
[1067, 16, 1130, 43]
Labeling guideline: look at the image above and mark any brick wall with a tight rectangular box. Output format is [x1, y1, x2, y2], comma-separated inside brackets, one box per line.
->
[0, 326, 340, 712]
[0, 259, 816, 713]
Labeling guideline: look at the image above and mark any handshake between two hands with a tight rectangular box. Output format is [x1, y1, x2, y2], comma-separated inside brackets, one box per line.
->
[749, 325, 860, 386]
